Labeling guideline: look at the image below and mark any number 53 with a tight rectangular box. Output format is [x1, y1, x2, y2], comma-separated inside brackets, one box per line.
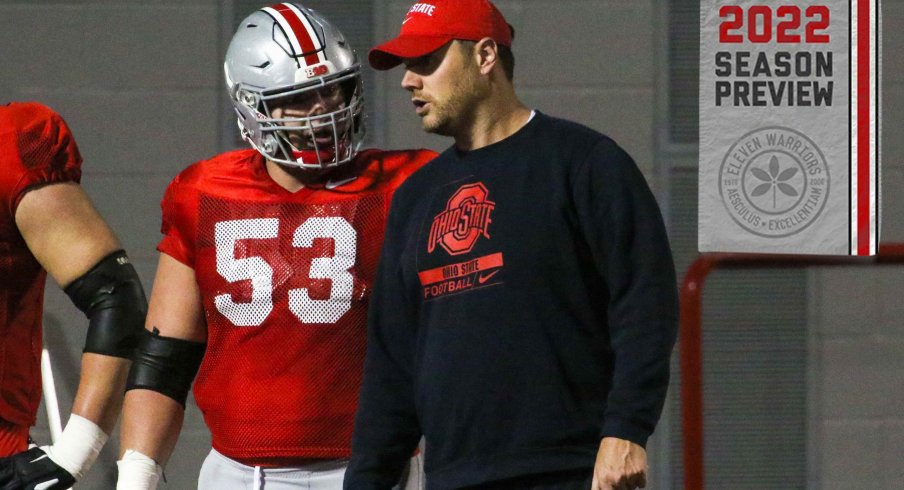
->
[213, 217, 357, 326]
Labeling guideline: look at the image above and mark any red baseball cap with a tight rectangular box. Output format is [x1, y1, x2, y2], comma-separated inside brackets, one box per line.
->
[369, 0, 513, 71]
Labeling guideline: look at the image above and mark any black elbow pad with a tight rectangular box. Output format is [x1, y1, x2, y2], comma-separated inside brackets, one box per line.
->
[64, 250, 148, 359]
[126, 328, 206, 407]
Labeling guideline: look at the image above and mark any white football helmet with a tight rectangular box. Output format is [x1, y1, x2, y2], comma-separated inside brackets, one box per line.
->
[224, 2, 365, 169]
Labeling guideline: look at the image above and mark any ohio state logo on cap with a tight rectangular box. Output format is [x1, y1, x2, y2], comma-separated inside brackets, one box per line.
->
[406, 2, 436, 17]
[428, 183, 496, 255]
[369, 0, 513, 70]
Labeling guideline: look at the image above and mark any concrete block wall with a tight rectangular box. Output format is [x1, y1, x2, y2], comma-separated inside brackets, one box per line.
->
[807, 3, 904, 489]
[7, 0, 902, 488]
[810, 265, 904, 490]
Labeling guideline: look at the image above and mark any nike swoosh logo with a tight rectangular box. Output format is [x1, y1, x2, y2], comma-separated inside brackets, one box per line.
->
[325, 176, 358, 189]
[402, 17, 413, 24]
[29, 454, 50, 464]
[478, 270, 500, 284]
[35, 479, 59, 490]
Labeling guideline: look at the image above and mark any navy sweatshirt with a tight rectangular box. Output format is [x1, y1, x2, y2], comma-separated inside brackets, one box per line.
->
[346, 112, 679, 489]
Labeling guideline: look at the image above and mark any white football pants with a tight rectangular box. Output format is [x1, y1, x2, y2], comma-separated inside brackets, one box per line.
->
[197, 447, 425, 490]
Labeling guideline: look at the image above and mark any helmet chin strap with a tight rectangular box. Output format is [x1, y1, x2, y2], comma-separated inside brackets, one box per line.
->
[292, 148, 337, 166]
[268, 132, 350, 168]
[292, 138, 353, 166]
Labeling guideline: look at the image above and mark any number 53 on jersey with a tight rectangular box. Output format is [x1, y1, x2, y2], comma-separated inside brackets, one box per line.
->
[214, 216, 357, 326]
[195, 196, 386, 329]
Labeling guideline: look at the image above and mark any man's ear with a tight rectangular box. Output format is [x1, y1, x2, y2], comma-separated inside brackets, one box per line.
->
[474, 37, 499, 76]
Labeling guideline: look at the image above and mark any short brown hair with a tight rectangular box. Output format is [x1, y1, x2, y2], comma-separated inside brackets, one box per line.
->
[498, 45, 514, 81]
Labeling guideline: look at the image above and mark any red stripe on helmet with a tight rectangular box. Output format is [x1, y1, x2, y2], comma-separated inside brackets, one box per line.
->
[273, 3, 321, 67]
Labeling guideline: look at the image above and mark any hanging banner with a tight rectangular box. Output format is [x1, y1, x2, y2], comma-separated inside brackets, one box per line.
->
[698, 0, 881, 255]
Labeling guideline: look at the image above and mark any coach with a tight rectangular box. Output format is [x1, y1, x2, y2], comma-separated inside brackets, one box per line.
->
[346, 1, 679, 489]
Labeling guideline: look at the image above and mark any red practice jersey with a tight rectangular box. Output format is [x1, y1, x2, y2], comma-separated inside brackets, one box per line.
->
[0, 102, 82, 426]
[158, 148, 435, 464]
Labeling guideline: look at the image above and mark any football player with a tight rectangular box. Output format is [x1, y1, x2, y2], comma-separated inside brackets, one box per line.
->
[115, 3, 435, 489]
[0, 102, 147, 490]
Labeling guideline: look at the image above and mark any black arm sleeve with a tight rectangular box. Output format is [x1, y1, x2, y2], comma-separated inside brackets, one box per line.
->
[64, 250, 148, 359]
[345, 200, 422, 489]
[572, 140, 679, 447]
[125, 328, 206, 408]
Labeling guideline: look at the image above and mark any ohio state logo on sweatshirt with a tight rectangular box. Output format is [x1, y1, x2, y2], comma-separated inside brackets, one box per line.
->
[428, 183, 495, 255]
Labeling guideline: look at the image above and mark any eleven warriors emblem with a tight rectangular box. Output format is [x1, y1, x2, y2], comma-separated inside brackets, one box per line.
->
[718, 126, 829, 238]
[428, 183, 496, 255]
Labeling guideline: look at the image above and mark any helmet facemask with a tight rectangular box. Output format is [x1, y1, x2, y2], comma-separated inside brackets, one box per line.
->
[233, 67, 365, 169]
[225, 2, 367, 170]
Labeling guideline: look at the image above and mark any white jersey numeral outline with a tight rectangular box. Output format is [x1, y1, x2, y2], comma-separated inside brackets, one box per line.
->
[213, 217, 357, 326]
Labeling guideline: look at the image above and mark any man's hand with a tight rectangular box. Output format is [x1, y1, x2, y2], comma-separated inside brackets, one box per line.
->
[0, 447, 76, 490]
[591, 437, 647, 490]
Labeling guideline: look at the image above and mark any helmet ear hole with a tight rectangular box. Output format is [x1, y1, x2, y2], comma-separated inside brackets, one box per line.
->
[239, 90, 259, 110]
[262, 135, 279, 155]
